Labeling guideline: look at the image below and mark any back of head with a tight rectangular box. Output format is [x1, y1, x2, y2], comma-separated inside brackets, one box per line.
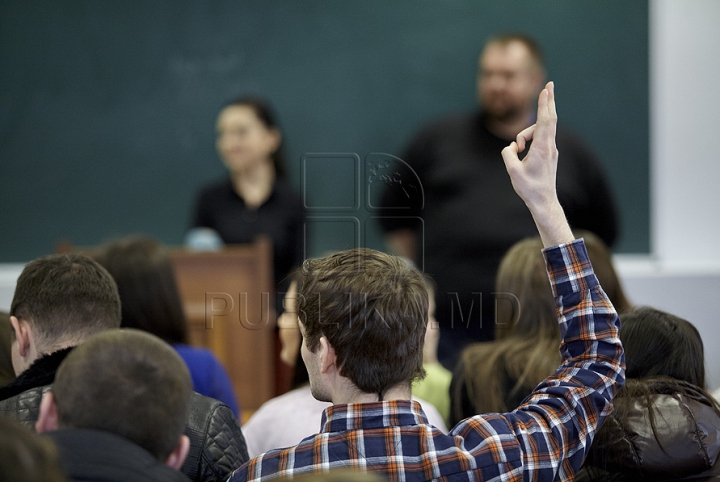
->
[10, 254, 121, 353]
[0, 415, 67, 482]
[92, 235, 188, 344]
[495, 232, 631, 339]
[52, 329, 192, 460]
[494, 237, 556, 340]
[298, 248, 427, 396]
[621, 306, 706, 387]
[457, 233, 630, 417]
[455, 237, 558, 416]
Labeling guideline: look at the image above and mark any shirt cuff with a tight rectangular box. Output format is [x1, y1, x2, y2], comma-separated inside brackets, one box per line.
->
[543, 238, 598, 299]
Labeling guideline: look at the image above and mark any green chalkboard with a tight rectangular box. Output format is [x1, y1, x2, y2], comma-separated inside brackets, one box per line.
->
[0, 1, 648, 261]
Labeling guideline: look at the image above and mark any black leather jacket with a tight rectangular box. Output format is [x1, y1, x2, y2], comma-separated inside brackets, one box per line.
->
[0, 385, 248, 482]
[579, 381, 720, 481]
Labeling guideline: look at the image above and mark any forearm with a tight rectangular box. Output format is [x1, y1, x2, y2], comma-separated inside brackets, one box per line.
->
[531, 239, 624, 476]
[528, 199, 575, 248]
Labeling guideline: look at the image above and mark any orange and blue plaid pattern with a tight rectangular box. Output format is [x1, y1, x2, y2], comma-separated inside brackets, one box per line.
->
[230, 239, 625, 482]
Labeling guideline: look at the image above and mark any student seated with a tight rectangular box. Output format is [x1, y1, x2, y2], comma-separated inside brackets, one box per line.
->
[450, 231, 631, 424]
[92, 235, 240, 418]
[228, 83, 626, 481]
[36, 329, 193, 481]
[0, 254, 121, 417]
[242, 276, 446, 458]
[0, 252, 247, 482]
[579, 307, 720, 481]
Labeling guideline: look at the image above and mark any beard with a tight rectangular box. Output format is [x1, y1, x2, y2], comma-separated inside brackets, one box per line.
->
[484, 99, 524, 123]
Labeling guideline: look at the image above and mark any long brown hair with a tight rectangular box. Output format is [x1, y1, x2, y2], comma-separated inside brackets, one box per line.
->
[453, 232, 631, 420]
[455, 237, 559, 417]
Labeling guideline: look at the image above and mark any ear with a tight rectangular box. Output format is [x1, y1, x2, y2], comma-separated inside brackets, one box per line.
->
[10, 315, 32, 358]
[318, 336, 336, 374]
[165, 434, 190, 470]
[36, 392, 59, 433]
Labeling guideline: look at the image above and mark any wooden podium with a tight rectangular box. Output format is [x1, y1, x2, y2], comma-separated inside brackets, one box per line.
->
[169, 237, 276, 413]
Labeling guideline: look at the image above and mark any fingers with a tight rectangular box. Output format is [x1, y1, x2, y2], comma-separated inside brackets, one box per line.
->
[501, 141, 519, 168]
[516, 124, 536, 152]
[546, 81, 557, 121]
[534, 82, 557, 144]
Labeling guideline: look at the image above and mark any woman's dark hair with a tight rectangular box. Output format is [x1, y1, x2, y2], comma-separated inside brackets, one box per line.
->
[621, 306, 706, 387]
[222, 96, 286, 178]
[92, 236, 189, 345]
[582, 307, 719, 481]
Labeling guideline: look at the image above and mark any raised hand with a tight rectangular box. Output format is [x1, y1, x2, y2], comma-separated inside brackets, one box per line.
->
[501, 82, 574, 247]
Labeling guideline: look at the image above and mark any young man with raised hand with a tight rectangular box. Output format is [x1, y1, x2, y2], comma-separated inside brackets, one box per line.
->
[230, 82, 625, 481]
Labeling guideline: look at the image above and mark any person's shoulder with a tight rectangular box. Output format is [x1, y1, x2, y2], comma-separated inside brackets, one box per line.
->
[232, 430, 324, 481]
[185, 392, 247, 480]
[246, 386, 326, 427]
[0, 385, 49, 425]
[174, 343, 214, 360]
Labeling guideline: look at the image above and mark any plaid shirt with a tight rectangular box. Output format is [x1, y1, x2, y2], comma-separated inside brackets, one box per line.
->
[230, 239, 625, 481]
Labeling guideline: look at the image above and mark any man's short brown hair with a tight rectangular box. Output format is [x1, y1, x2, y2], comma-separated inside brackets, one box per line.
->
[298, 248, 427, 398]
[52, 329, 193, 460]
[484, 33, 544, 68]
[10, 254, 121, 351]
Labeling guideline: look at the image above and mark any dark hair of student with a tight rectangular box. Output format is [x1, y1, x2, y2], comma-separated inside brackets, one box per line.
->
[583, 307, 720, 481]
[92, 235, 189, 345]
[621, 306, 706, 386]
[53, 329, 193, 461]
[298, 248, 427, 399]
[10, 254, 121, 353]
[221, 96, 286, 178]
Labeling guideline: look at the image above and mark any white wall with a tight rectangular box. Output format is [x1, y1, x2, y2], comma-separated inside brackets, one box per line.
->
[2, 0, 720, 386]
[615, 0, 720, 388]
[650, 0, 720, 267]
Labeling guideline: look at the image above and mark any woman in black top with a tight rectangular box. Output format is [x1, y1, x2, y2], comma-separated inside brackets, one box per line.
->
[192, 97, 304, 289]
